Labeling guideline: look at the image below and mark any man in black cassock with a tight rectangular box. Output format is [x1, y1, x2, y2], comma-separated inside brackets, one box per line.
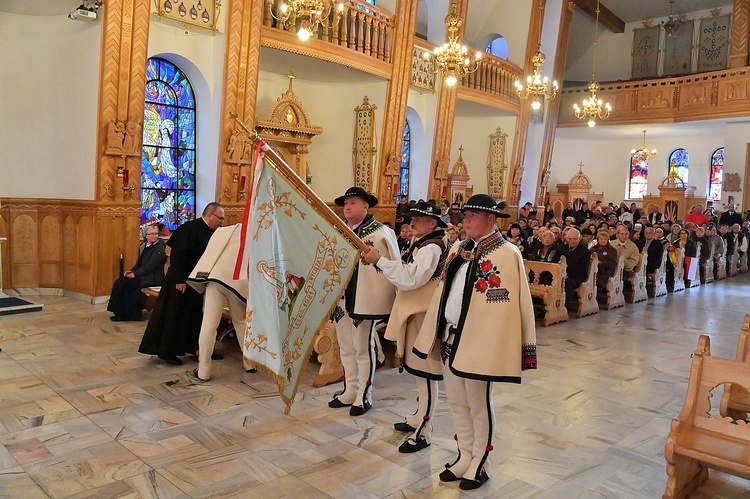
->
[138, 202, 225, 365]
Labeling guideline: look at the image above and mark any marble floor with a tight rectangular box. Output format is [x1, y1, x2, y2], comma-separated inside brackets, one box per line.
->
[1, 278, 750, 499]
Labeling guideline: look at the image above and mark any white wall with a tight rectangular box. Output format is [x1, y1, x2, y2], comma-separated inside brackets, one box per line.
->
[723, 121, 750, 210]
[0, 12, 101, 200]
[551, 124, 726, 204]
[405, 87, 439, 200]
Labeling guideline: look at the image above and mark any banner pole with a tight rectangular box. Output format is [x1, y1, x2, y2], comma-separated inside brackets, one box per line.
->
[231, 114, 371, 253]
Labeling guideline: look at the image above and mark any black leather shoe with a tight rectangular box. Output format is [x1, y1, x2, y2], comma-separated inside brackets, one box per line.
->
[159, 355, 183, 366]
[459, 470, 489, 490]
[110, 315, 125, 322]
[349, 400, 372, 416]
[246, 369, 257, 373]
[393, 422, 416, 433]
[328, 397, 352, 408]
[211, 352, 224, 360]
[438, 469, 461, 482]
[192, 368, 208, 382]
[398, 437, 429, 453]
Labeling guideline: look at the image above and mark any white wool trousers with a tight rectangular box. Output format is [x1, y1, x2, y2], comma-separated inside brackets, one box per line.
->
[443, 366, 495, 480]
[197, 284, 252, 380]
[405, 377, 439, 443]
[334, 299, 375, 407]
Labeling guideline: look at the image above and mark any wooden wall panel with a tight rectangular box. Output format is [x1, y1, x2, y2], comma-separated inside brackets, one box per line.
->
[40, 215, 62, 287]
[0, 216, 8, 291]
[63, 215, 77, 291]
[77, 215, 95, 293]
[11, 214, 38, 287]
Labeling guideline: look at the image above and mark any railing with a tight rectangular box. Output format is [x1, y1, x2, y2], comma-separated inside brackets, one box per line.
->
[461, 52, 522, 103]
[263, 0, 394, 64]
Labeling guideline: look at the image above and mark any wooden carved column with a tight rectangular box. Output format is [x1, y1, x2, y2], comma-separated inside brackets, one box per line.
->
[216, 0, 266, 225]
[93, 0, 152, 295]
[730, 0, 750, 68]
[507, 0, 546, 205]
[535, 0, 575, 206]
[428, 0, 469, 202]
[376, 0, 419, 208]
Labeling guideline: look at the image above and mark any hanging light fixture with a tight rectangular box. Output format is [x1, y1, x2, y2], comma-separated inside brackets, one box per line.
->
[425, 2, 482, 87]
[631, 130, 657, 161]
[662, 0, 682, 37]
[271, 0, 344, 41]
[515, 0, 558, 110]
[573, 0, 611, 127]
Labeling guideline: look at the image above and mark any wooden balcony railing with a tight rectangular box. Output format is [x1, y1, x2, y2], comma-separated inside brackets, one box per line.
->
[262, 0, 395, 78]
[558, 68, 750, 126]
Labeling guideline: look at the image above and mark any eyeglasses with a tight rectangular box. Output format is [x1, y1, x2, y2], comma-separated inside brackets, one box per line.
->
[211, 213, 225, 222]
[146, 232, 159, 236]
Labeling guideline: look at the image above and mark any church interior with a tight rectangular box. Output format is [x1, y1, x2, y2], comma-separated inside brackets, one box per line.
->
[2, 0, 750, 497]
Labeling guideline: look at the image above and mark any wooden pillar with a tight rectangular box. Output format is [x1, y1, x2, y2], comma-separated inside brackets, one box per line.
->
[730, 0, 750, 68]
[216, 0, 266, 225]
[92, 0, 151, 296]
[535, 0, 575, 205]
[506, 0, 546, 205]
[427, 0, 470, 202]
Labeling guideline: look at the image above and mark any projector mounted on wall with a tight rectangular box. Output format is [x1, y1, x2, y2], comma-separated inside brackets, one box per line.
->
[68, 1, 102, 21]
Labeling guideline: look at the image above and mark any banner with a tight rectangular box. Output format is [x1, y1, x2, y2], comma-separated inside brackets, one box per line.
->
[632, 26, 660, 79]
[698, 15, 730, 72]
[237, 151, 359, 414]
[664, 20, 694, 76]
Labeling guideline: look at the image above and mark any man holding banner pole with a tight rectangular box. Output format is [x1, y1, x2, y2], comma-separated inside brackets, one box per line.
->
[328, 187, 399, 416]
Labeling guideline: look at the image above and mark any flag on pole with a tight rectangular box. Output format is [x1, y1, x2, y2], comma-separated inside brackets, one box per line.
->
[235, 144, 359, 414]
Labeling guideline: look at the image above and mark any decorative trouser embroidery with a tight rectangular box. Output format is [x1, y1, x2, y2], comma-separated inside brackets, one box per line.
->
[333, 300, 375, 406]
[411, 378, 438, 444]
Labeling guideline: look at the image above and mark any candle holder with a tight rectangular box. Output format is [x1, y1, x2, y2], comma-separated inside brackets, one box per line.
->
[222, 187, 231, 200]
[103, 182, 115, 199]
[123, 183, 136, 200]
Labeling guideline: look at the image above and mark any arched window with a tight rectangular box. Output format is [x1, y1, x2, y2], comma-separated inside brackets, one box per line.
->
[485, 36, 509, 60]
[399, 120, 410, 197]
[628, 152, 649, 199]
[668, 148, 689, 183]
[709, 147, 724, 201]
[140, 58, 196, 232]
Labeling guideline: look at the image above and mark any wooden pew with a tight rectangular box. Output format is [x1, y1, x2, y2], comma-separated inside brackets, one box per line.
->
[647, 249, 668, 298]
[142, 246, 170, 312]
[720, 314, 750, 421]
[729, 241, 740, 277]
[663, 335, 750, 498]
[672, 249, 686, 293]
[686, 243, 701, 289]
[312, 320, 344, 387]
[716, 248, 727, 281]
[625, 249, 648, 304]
[598, 255, 625, 310]
[703, 242, 714, 284]
[740, 247, 748, 274]
[524, 256, 569, 327]
[567, 253, 599, 319]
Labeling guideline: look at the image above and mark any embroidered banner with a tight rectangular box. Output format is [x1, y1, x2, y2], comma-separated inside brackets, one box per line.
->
[698, 15, 730, 72]
[631, 26, 660, 79]
[664, 20, 695, 76]
[238, 153, 358, 414]
[486, 127, 508, 199]
[353, 97, 377, 192]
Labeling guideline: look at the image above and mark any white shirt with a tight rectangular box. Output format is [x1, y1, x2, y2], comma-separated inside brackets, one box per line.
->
[377, 244, 441, 291]
[444, 232, 494, 326]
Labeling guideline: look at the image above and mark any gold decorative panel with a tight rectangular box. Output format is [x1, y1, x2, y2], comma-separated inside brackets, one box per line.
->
[411, 47, 436, 92]
[486, 127, 508, 199]
[153, 0, 221, 32]
[353, 96, 378, 192]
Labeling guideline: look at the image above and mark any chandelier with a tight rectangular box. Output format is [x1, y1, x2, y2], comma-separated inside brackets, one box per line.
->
[573, 0, 611, 127]
[271, 0, 344, 41]
[662, 0, 682, 37]
[631, 130, 657, 161]
[425, 3, 482, 87]
[515, 0, 558, 110]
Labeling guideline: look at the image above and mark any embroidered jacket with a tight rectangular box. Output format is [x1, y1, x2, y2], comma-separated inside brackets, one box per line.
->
[413, 230, 537, 383]
[344, 214, 399, 320]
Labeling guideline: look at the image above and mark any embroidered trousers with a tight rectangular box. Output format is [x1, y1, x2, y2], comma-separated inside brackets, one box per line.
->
[443, 366, 495, 480]
[404, 377, 439, 443]
[334, 299, 376, 407]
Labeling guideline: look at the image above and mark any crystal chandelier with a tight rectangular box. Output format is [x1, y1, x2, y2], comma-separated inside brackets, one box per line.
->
[662, 0, 682, 37]
[573, 0, 611, 127]
[271, 0, 344, 41]
[631, 130, 657, 161]
[425, 3, 482, 87]
[515, 0, 558, 110]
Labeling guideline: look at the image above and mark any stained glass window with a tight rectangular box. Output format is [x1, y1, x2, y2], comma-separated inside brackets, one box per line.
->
[628, 152, 649, 199]
[140, 58, 196, 233]
[399, 120, 410, 197]
[668, 148, 689, 183]
[709, 147, 724, 201]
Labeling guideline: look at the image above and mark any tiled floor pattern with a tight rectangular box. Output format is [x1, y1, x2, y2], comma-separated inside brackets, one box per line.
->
[1, 277, 750, 498]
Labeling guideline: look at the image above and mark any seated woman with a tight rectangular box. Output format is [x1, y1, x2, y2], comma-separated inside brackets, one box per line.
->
[530, 231, 559, 263]
[674, 228, 698, 287]
[107, 226, 167, 321]
[505, 223, 527, 254]
[591, 229, 618, 304]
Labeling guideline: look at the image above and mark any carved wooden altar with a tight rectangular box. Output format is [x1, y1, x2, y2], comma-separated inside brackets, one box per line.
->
[549, 163, 604, 217]
[448, 146, 473, 207]
[642, 172, 706, 223]
[254, 72, 323, 183]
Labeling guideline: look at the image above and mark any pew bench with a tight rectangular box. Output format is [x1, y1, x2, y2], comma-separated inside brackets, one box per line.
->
[716, 251, 727, 280]
[663, 334, 750, 498]
[647, 250, 668, 298]
[729, 244, 740, 277]
[567, 253, 598, 319]
[597, 255, 625, 310]
[625, 249, 648, 304]
[524, 257, 569, 327]
[703, 243, 715, 284]
[671, 248, 686, 293]
[720, 314, 750, 421]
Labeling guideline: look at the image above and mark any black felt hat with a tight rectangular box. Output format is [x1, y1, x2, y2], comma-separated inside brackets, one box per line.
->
[461, 194, 511, 218]
[404, 201, 448, 228]
[334, 186, 379, 207]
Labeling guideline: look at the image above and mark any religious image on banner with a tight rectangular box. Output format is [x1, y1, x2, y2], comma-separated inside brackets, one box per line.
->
[631, 26, 660, 79]
[698, 14, 730, 72]
[236, 149, 359, 414]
